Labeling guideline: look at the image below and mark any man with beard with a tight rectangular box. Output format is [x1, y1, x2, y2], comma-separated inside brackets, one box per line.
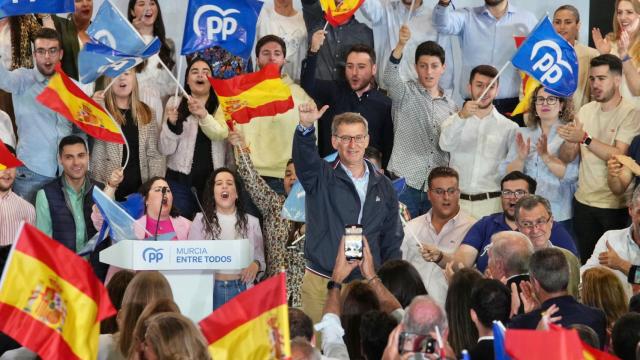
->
[0, 143, 35, 245]
[0, 28, 78, 203]
[400, 166, 475, 306]
[301, 39, 393, 166]
[439, 65, 518, 219]
[433, 0, 536, 116]
[35, 135, 121, 280]
[451, 171, 577, 273]
[558, 54, 640, 263]
[358, 0, 455, 93]
[383, 26, 457, 218]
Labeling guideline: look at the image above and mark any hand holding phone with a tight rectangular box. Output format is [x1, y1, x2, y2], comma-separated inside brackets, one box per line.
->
[344, 224, 363, 261]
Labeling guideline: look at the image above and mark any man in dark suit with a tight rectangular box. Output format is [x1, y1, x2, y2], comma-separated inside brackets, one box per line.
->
[469, 279, 511, 360]
[509, 248, 607, 348]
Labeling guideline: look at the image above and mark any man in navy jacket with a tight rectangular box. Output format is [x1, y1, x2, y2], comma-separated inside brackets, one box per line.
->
[293, 102, 403, 330]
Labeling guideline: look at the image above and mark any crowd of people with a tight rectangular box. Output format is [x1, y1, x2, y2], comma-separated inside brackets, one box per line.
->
[3, 0, 640, 358]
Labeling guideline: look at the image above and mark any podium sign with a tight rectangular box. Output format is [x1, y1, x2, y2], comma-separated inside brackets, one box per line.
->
[100, 240, 252, 322]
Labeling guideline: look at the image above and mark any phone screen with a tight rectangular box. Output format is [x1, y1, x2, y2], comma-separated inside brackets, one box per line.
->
[344, 224, 363, 261]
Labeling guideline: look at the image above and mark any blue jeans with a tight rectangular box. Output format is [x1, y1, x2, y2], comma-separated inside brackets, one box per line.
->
[213, 279, 247, 310]
[13, 166, 55, 204]
[167, 180, 197, 220]
[398, 185, 431, 219]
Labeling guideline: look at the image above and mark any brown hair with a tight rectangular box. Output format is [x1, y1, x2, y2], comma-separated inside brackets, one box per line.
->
[427, 166, 459, 189]
[129, 299, 181, 358]
[101, 270, 135, 334]
[141, 312, 211, 360]
[581, 267, 627, 328]
[104, 71, 152, 126]
[117, 271, 174, 356]
[526, 85, 575, 128]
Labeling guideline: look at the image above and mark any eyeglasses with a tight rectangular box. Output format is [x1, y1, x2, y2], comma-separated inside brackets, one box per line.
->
[518, 217, 551, 230]
[534, 96, 559, 105]
[35, 47, 60, 57]
[334, 134, 368, 144]
[429, 188, 460, 196]
[501, 190, 528, 198]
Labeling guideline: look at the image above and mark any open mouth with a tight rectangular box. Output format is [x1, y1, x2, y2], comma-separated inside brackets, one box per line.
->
[221, 191, 229, 199]
[195, 80, 206, 85]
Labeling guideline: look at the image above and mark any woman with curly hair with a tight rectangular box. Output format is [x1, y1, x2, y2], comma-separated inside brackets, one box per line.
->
[188, 168, 265, 309]
[500, 85, 579, 232]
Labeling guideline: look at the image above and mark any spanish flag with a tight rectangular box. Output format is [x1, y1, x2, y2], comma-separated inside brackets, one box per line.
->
[200, 272, 291, 359]
[0, 223, 116, 360]
[0, 142, 22, 170]
[36, 64, 125, 144]
[512, 35, 540, 117]
[320, 0, 364, 27]
[209, 63, 294, 127]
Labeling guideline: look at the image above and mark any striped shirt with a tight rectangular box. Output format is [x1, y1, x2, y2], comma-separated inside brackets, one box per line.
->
[383, 55, 458, 190]
[0, 190, 35, 245]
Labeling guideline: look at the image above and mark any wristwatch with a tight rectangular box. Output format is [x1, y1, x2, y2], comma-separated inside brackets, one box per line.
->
[584, 135, 592, 146]
[327, 280, 342, 291]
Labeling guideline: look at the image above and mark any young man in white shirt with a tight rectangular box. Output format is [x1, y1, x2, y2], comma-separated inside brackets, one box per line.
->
[440, 65, 517, 219]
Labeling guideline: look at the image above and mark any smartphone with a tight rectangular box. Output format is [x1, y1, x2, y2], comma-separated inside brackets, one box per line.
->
[398, 332, 437, 354]
[344, 224, 363, 261]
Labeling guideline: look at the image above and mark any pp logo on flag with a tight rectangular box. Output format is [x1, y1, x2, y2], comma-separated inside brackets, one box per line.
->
[530, 40, 574, 84]
[93, 29, 117, 48]
[193, 5, 240, 41]
[142, 247, 164, 263]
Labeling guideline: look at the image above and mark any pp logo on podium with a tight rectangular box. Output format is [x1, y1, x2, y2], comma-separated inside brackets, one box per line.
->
[143, 247, 164, 263]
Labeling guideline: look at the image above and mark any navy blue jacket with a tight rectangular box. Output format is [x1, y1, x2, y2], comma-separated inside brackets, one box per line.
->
[509, 295, 607, 349]
[300, 53, 394, 166]
[292, 128, 403, 280]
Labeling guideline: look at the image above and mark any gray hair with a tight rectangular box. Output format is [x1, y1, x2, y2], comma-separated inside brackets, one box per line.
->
[514, 195, 553, 222]
[628, 185, 640, 208]
[529, 248, 569, 293]
[403, 295, 447, 335]
[290, 337, 321, 360]
[489, 231, 534, 277]
[331, 112, 369, 135]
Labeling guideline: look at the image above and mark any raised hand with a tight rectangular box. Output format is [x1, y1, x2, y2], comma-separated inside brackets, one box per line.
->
[535, 133, 549, 158]
[592, 27, 611, 55]
[516, 132, 531, 160]
[166, 105, 179, 125]
[187, 96, 207, 120]
[459, 100, 479, 119]
[519, 280, 540, 313]
[228, 130, 246, 148]
[536, 303, 562, 331]
[557, 117, 585, 143]
[620, 29, 631, 58]
[298, 102, 329, 128]
[310, 29, 326, 53]
[398, 24, 411, 47]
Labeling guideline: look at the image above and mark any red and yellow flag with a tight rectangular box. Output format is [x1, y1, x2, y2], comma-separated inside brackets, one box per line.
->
[512, 35, 540, 116]
[320, 0, 364, 27]
[209, 63, 294, 128]
[0, 223, 116, 360]
[36, 64, 125, 144]
[199, 272, 291, 359]
[0, 142, 22, 170]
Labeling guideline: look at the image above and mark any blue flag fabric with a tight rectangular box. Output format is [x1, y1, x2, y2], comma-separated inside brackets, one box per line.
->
[0, 0, 73, 18]
[181, 0, 263, 57]
[78, 0, 161, 84]
[511, 17, 578, 97]
[493, 321, 512, 360]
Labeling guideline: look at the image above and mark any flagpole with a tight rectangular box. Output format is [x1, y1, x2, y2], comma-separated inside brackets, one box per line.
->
[159, 59, 190, 99]
[322, 21, 329, 32]
[478, 61, 511, 101]
[103, 107, 131, 172]
[404, 0, 416, 25]
[103, 77, 117, 93]
[173, 56, 183, 107]
[236, 144, 255, 179]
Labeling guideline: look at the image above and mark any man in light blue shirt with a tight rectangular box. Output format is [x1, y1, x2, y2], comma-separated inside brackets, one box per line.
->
[0, 28, 74, 203]
[433, 0, 537, 115]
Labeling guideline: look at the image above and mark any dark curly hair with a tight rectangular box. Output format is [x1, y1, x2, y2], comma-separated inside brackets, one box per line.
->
[526, 85, 575, 128]
[200, 168, 248, 239]
[139, 177, 180, 218]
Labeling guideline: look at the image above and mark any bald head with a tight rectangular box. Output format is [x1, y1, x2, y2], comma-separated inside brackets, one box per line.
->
[403, 295, 447, 335]
[489, 231, 534, 278]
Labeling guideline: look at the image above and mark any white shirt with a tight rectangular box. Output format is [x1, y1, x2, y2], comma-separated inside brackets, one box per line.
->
[582, 226, 640, 299]
[358, 0, 455, 92]
[0, 110, 15, 148]
[401, 209, 476, 307]
[0, 24, 11, 69]
[254, 5, 307, 83]
[439, 107, 517, 193]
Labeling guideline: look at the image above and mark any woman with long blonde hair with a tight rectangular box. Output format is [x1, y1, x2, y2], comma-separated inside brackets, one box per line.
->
[581, 267, 628, 338]
[92, 70, 165, 201]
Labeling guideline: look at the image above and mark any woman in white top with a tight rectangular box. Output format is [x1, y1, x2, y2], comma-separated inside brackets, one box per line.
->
[127, 0, 176, 125]
[188, 168, 265, 310]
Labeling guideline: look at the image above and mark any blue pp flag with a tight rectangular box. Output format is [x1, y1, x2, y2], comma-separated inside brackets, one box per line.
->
[0, 0, 73, 17]
[181, 0, 263, 57]
[78, 0, 161, 84]
[511, 17, 578, 97]
[493, 321, 512, 360]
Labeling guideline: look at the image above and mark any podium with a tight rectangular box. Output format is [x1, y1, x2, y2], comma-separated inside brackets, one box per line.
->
[100, 240, 252, 322]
